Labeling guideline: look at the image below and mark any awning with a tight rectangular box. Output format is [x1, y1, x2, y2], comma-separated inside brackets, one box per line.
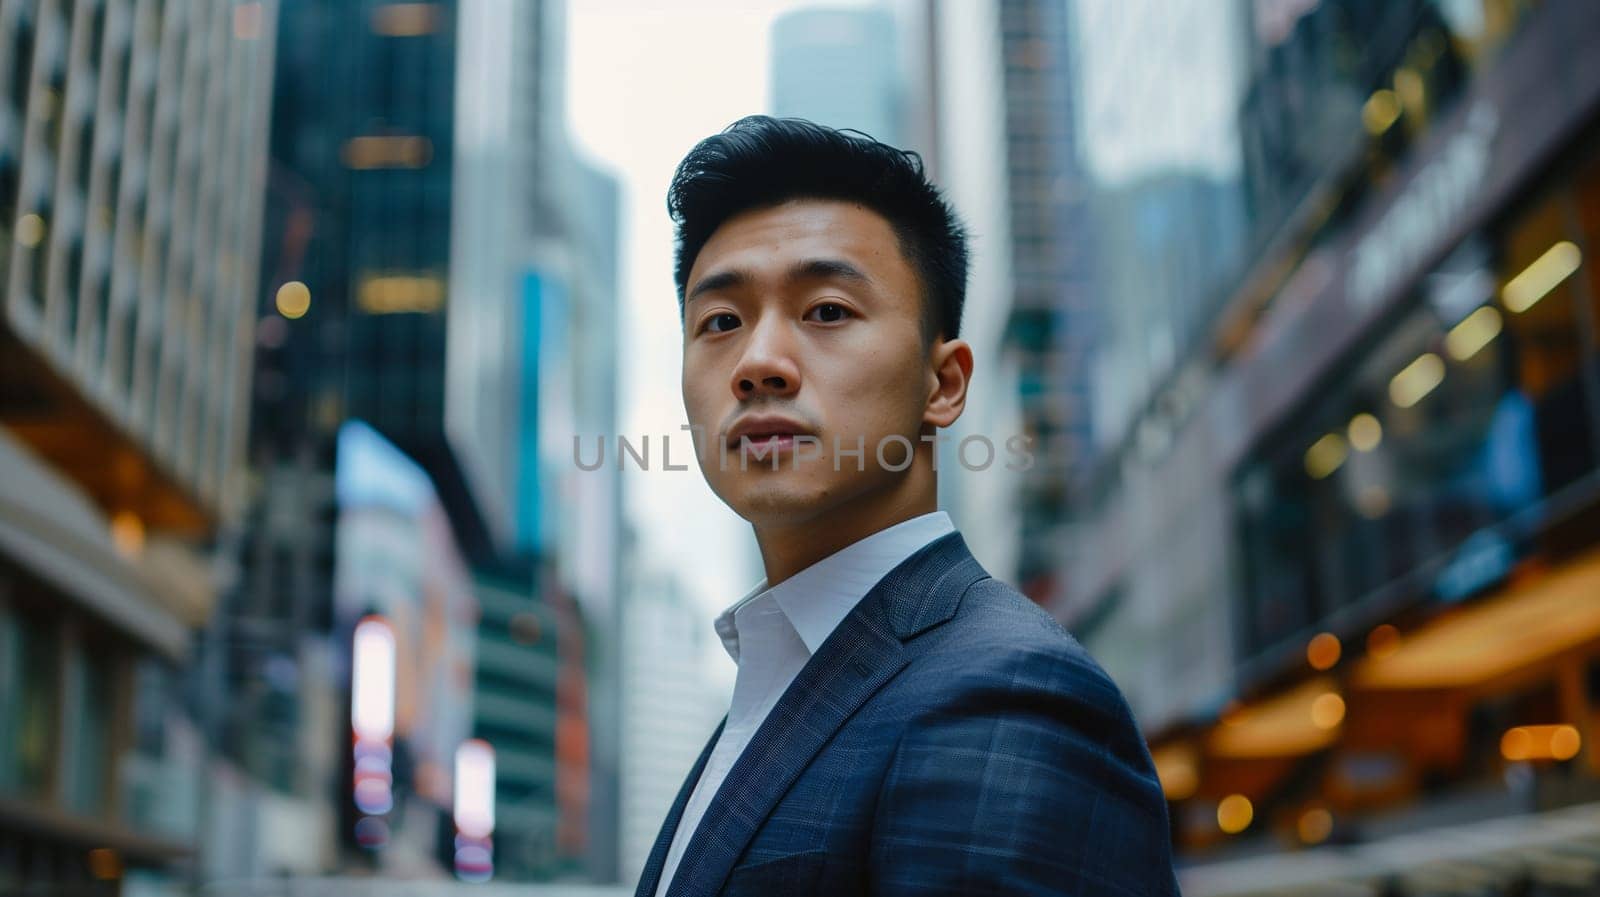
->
[1207, 676, 1344, 759]
[1152, 741, 1202, 800]
[0, 431, 189, 659]
[1353, 548, 1600, 692]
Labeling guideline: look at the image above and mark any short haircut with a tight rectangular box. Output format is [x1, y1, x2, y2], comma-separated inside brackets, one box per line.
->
[667, 115, 970, 342]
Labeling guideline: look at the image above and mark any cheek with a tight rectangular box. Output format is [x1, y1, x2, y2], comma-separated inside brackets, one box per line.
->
[681, 369, 717, 421]
[682, 388, 706, 422]
[816, 346, 927, 436]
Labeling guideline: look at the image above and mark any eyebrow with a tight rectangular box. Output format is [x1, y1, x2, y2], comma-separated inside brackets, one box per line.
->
[685, 257, 873, 303]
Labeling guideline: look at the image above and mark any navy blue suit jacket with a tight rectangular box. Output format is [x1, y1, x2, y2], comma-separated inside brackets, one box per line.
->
[635, 531, 1180, 897]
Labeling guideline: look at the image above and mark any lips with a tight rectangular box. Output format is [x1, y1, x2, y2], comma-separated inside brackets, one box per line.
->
[739, 434, 798, 455]
[724, 413, 816, 452]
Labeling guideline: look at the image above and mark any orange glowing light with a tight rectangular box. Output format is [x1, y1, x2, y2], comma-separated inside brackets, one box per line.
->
[1298, 807, 1333, 845]
[1218, 794, 1253, 834]
[110, 511, 145, 558]
[1502, 725, 1582, 762]
[1307, 632, 1341, 670]
[1151, 743, 1200, 801]
[1551, 726, 1582, 761]
[1366, 624, 1402, 658]
[1310, 692, 1346, 730]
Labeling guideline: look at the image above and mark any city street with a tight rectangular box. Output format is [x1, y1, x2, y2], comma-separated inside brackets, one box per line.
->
[3, 0, 1600, 894]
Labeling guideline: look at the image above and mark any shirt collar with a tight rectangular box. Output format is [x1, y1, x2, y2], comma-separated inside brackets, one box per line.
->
[713, 510, 956, 663]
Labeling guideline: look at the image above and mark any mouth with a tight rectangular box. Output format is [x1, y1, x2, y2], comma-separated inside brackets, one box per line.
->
[724, 415, 816, 458]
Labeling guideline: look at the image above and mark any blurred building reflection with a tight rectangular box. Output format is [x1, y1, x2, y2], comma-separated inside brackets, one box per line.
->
[0, 0, 278, 891]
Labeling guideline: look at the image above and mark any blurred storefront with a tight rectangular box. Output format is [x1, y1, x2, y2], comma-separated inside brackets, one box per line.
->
[0, 0, 278, 893]
[1043, 0, 1600, 890]
[0, 431, 205, 894]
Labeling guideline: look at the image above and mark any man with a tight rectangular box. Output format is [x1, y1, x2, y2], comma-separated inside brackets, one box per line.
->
[637, 116, 1179, 897]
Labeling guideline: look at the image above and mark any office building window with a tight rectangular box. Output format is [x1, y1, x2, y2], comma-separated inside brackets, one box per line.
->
[1236, 130, 1600, 660]
[0, 603, 14, 791]
[65, 638, 114, 813]
[0, 605, 58, 800]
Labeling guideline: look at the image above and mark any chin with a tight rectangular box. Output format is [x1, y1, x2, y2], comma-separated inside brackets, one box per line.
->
[723, 478, 836, 527]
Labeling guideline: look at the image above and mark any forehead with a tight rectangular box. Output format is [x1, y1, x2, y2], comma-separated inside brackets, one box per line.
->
[688, 199, 915, 289]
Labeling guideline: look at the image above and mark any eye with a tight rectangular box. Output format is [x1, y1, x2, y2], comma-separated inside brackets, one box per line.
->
[806, 301, 853, 324]
[701, 312, 740, 334]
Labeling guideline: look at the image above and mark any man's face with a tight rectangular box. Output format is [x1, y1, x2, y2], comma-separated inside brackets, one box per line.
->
[681, 199, 935, 528]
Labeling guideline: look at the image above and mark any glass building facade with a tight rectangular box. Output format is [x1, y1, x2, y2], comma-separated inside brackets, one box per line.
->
[1236, 142, 1600, 667]
[1051, 0, 1600, 885]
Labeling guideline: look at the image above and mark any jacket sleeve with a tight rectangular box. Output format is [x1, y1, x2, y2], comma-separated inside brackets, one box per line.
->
[867, 638, 1180, 896]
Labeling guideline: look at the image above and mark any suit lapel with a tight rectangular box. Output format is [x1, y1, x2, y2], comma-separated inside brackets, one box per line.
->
[665, 531, 989, 897]
[634, 718, 726, 897]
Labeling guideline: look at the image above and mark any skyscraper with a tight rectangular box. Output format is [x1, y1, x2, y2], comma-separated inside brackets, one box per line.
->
[225, 0, 497, 874]
[991, 0, 1097, 603]
[233, 0, 624, 879]
[453, 1, 627, 880]
[770, 5, 906, 145]
[0, 0, 278, 889]
[468, 554, 591, 880]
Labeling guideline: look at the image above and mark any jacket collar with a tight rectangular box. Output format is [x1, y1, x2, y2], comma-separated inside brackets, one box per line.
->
[713, 510, 957, 661]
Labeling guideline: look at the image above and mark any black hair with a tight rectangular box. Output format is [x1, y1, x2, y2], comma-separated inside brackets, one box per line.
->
[667, 115, 969, 342]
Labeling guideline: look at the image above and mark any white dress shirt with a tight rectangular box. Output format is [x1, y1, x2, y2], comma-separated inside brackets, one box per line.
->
[653, 510, 956, 897]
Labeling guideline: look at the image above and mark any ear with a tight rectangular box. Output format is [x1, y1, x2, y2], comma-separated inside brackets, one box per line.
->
[923, 337, 973, 429]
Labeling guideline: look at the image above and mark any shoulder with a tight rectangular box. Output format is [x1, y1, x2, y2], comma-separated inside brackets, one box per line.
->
[918, 575, 1120, 697]
[894, 576, 1149, 762]
[868, 578, 1179, 893]
[944, 574, 1089, 651]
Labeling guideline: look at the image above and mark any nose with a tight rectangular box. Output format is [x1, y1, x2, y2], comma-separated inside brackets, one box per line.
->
[730, 313, 801, 401]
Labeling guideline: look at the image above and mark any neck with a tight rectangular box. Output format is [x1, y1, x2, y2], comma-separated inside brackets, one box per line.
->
[752, 448, 938, 587]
